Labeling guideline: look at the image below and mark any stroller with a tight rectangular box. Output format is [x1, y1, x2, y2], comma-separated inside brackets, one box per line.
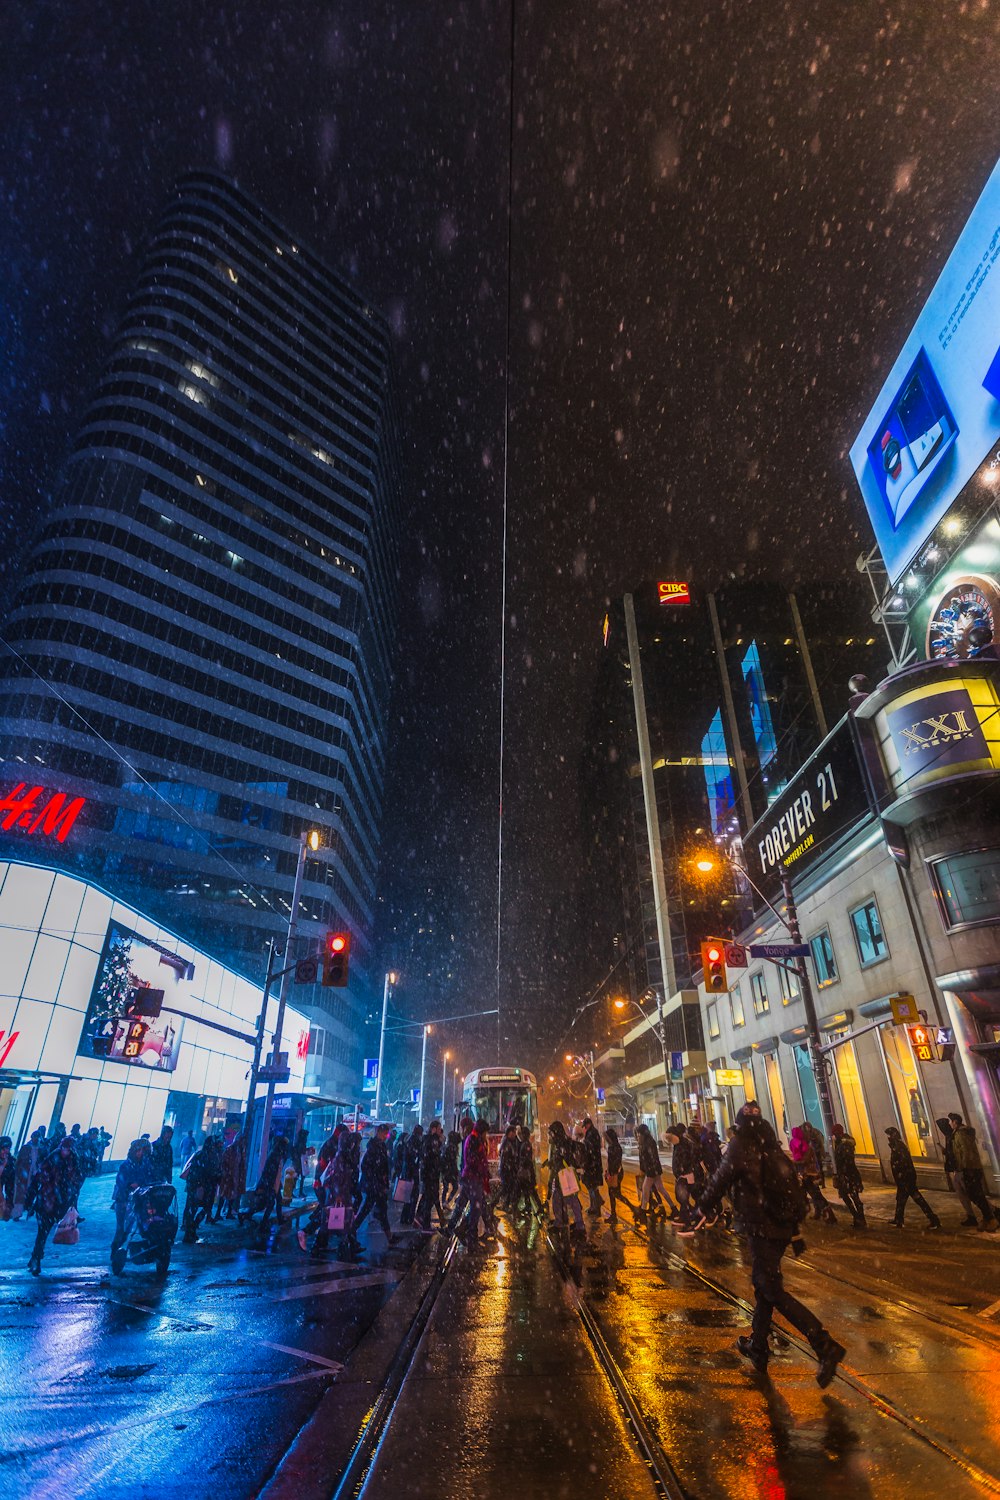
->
[112, 1183, 179, 1278]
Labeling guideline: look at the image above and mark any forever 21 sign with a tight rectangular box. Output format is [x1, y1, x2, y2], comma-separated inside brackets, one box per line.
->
[744, 717, 871, 894]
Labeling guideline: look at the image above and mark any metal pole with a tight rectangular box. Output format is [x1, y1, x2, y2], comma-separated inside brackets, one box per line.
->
[441, 1053, 448, 1121]
[375, 972, 392, 1119]
[788, 591, 828, 740]
[624, 593, 677, 1001]
[244, 939, 276, 1147]
[257, 833, 310, 1179]
[418, 1025, 429, 1127]
[780, 870, 838, 1142]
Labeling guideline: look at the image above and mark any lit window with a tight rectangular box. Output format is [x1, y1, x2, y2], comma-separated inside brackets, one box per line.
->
[750, 972, 769, 1017]
[178, 381, 210, 406]
[184, 359, 220, 388]
[707, 1001, 720, 1040]
[778, 964, 800, 1006]
[730, 983, 745, 1028]
[850, 899, 888, 967]
[809, 930, 838, 988]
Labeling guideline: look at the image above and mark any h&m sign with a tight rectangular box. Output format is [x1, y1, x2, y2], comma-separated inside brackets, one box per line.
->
[0, 783, 87, 843]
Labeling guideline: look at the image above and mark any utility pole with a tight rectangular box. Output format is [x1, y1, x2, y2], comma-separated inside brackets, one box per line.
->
[257, 830, 315, 1179]
[243, 939, 277, 1150]
[441, 1050, 451, 1121]
[781, 870, 838, 1143]
[374, 970, 397, 1119]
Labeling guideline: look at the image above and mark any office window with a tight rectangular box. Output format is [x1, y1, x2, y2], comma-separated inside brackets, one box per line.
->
[809, 929, 838, 988]
[931, 850, 1000, 930]
[730, 982, 745, 1028]
[707, 1001, 720, 1040]
[750, 971, 770, 1016]
[850, 899, 888, 967]
[778, 964, 800, 1006]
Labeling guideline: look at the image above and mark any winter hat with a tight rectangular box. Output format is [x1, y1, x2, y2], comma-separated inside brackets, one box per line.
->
[830, 1123, 844, 1138]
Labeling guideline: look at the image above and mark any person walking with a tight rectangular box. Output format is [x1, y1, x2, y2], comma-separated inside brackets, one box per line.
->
[110, 1139, 155, 1266]
[217, 1131, 247, 1221]
[546, 1121, 585, 1242]
[666, 1123, 700, 1229]
[399, 1126, 422, 1226]
[696, 1102, 846, 1387]
[514, 1126, 545, 1219]
[150, 1126, 174, 1184]
[449, 1118, 490, 1248]
[886, 1127, 941, 1230]
[12, 1128, 44, 1221]
[604, 1126, 632, 1227]
[353, 1124, 394, 1244]
[0, 1137, 15, 1219]
[936, 1116, 976, 1225]
[417, 1121, 447, 1231]
[441, 1129, 461, 1207]
[581, 1117, 604, 1218]
[178, 1129, 197, 1164]
[497, 1124, 520, 1212]
[27, 1137, 83, 1275]
[789, 1125, 836, 1223]
[181, 1135, 223, 1242]
[636, 1122, 676, 1222]
[830, 1123, 865, 1228]
[948, 1113, 998, 1232]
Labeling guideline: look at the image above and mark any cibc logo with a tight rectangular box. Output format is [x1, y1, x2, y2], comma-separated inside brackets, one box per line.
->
[0, 783, 87, 843]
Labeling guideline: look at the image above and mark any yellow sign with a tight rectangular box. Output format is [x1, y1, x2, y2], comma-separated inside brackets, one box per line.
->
[714, 1068, 744, 1088]
[890, 993, 919, 1026]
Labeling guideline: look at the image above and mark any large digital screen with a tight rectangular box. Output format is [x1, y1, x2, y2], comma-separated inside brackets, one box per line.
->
[79, 920, 190, 1071]
[850, 157, 1000, 585]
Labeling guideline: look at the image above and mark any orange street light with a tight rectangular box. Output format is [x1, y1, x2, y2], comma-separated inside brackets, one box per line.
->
[695, 856, 715, 873]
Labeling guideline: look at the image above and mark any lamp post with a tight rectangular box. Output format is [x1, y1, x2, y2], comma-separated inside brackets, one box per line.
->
[374, 969, 398, 1119]
[257, 828, 319, 1179]
[615, 992, 671, 1119]
[418, 1024, 431, 1126]
[441, 1049, 451, 1121]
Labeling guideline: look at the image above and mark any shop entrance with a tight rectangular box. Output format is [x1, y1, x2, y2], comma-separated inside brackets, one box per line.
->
[880, 1026, 932, 1158]
[762, 1053, 789, 1144]
[0, 1078, 38, 1150]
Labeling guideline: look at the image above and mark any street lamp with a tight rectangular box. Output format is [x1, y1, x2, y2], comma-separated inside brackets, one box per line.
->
[418, 1024, 432, 1127]
[441, 1049, 451, 1122]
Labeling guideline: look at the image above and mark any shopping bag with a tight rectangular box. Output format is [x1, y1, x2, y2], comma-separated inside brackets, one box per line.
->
[557, 1167, 579, 1197]
[393, 1178, 414, 1203]
[327, 1203, 353, 1232]
[53, 1207, 80, 1245]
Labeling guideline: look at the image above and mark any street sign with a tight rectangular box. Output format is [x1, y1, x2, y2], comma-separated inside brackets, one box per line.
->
[295, 957, 319, 984]
[714, 1068, 744, 1088]
[890, 993, 920, 1026]
[724, 942, 748, 969]
[258, 1063, 291, 1083]
[410, 1087, 420, 1104]
[596, 1087, 606, 1104]
[747, 942, 810, 960]
[434, 1098, 443, 1113]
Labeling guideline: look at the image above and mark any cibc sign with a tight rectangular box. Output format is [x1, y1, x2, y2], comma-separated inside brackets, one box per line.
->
[0, 783, 87, 843]
[744, 717, 870, 894]
[657, 581, 690, 607]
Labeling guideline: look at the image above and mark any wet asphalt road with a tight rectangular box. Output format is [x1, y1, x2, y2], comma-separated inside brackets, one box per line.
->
[3, 1172, 1000, 1499]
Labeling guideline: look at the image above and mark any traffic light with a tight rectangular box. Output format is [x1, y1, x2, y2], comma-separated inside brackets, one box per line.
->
[323, 931, 351, 987]
[906, 1023, 935, 1062]
[701, 939, 728, 993]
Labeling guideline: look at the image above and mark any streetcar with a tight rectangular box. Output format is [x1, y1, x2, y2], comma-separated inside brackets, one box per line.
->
[460, 1066, 540, 1166]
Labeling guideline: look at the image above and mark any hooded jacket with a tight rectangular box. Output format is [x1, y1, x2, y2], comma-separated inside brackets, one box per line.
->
[698, 1114, 802, 1240]
[636, 1127, 663, 1178]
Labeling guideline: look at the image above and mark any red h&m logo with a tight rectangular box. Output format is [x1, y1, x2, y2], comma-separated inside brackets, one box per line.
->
[0, 1031, 19, 1068]
[0, 783, 87, 843]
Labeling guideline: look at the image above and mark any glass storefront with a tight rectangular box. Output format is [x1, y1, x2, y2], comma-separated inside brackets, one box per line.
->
[879, 1026, 931, 1158]
[763, 1052, 789, 1144]
[831, 1038, 875, 1155]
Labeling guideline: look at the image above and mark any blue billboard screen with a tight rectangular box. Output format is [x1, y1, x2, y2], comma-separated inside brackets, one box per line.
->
[850, 158, 1000, 585]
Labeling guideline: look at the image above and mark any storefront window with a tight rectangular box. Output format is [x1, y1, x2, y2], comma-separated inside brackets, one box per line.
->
[750, 972, 770, 1016]
[730, 982, 745, 1027]
[707, 1001, 720, 1040]
[809, 929, 838, 988]
[850, 899, 888, 966]
[792, 1044, 824, 1137]
[763, 1052, 788, 1144]
[830, 1039, 875, 1154]
[778, 964, 800, 1005]
[932, 849, 1000, 930]
[880, 1026, 931, 1158]
[741, 1062, 755, 1102]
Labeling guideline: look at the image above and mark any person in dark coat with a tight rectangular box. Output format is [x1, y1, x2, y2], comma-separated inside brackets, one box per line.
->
[391, 1129, 408, 1186]
[217, 1132, 247, 1221]
[354, 1125, 394, 1242]
[497, 1125, 520, 1211]
[936, 1116, 975, 1224]
[441, 1130, 461, 1206]
[546, 1121, 585, 1240]
[182, 1136, 223, 1242]
[255, 1136, 291, 1233]
[111, 1139, 155, 1264]
[886, 1127, 940, 1229]
[581, 1117, 604, 1217]
[514, 1126, 544, 1218]
[697, 1102, 845, 1386]
[636, 1123, 676, 1220]
[400, 1126, 422, 1226]
[291, 1127, 310, 1193]
[603, 1127, 632, 1227]
[447, 1119, 490, 1246]
[28, 1138, 83, 1275]
[701, 1124, 723, 1173]
[948, 1113, 998, 1231]
[417, 1121, 446, 1230]
[830, 1123, 865, 1228]
[150, 1126, 174, 1184]
[0, 1137, 15, 1217]
[666, 1124, 700, 1227]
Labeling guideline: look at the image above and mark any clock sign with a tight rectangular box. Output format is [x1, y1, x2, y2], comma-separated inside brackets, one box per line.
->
[926, 574, 1000, 660]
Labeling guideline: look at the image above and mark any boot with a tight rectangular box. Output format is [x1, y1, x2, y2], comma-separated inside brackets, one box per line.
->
[27, 1253, 41, 1276]
[814, 1334, 846, 1389]
[736, 1334, 768, 1374]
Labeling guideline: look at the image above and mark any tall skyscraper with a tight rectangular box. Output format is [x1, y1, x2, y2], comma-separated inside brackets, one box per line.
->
[0, 174, 402, 1098]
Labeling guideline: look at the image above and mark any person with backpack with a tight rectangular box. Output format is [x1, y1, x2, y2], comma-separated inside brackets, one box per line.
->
[947, 1113, 998, 1232]
[497, 1124, 520, 1212]
[581, 1117, 604, 1217]
[830, 1123, 865, 1229]
[696, 1101, 846, 1387]
[546, 1120, 585, 1241]
[789, 1126, 836, 1223]
[441, 1129, 461, 1207]
[353, 1124, 394, 1244]
[935, 1116, 976, 1225]
[603, 1126, 632, 1227]
[886, 1126, 941, 1230]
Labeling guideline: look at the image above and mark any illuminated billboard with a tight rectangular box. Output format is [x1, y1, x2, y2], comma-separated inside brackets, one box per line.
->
[850, 157, 1000, 585]
[80, 920, 191, 1072]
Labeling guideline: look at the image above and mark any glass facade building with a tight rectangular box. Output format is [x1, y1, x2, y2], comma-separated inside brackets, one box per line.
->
[0, 175, 402, 1099]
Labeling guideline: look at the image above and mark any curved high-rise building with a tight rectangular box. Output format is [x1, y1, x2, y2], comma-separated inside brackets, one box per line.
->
[0, 174, 402, 1094]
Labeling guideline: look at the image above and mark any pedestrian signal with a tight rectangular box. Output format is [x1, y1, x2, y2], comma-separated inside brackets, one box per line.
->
[906, 1023, 936, 1062]
[701, 939, 728, 993]
[322, 931, 351, 987]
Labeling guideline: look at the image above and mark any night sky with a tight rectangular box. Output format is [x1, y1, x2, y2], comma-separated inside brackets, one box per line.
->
[2, 3, 999, 1074]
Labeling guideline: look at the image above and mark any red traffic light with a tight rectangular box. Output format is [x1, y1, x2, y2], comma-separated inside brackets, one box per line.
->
[323, 931, 351, 987]
[706, 945, 722, 963]
[329, 934, 347, 953]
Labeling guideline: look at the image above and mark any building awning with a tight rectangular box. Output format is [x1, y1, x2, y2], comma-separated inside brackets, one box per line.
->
[779, 1026, 810, 1046]
[751, 1036, 780, 1055]
[858, 996, 895, 1020]
[730, 1045, 754, 1062]
[818, 1008, 853, 1033]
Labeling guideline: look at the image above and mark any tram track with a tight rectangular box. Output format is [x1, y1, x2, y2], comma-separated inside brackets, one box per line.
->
[624, 1216, 1000, 1496]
